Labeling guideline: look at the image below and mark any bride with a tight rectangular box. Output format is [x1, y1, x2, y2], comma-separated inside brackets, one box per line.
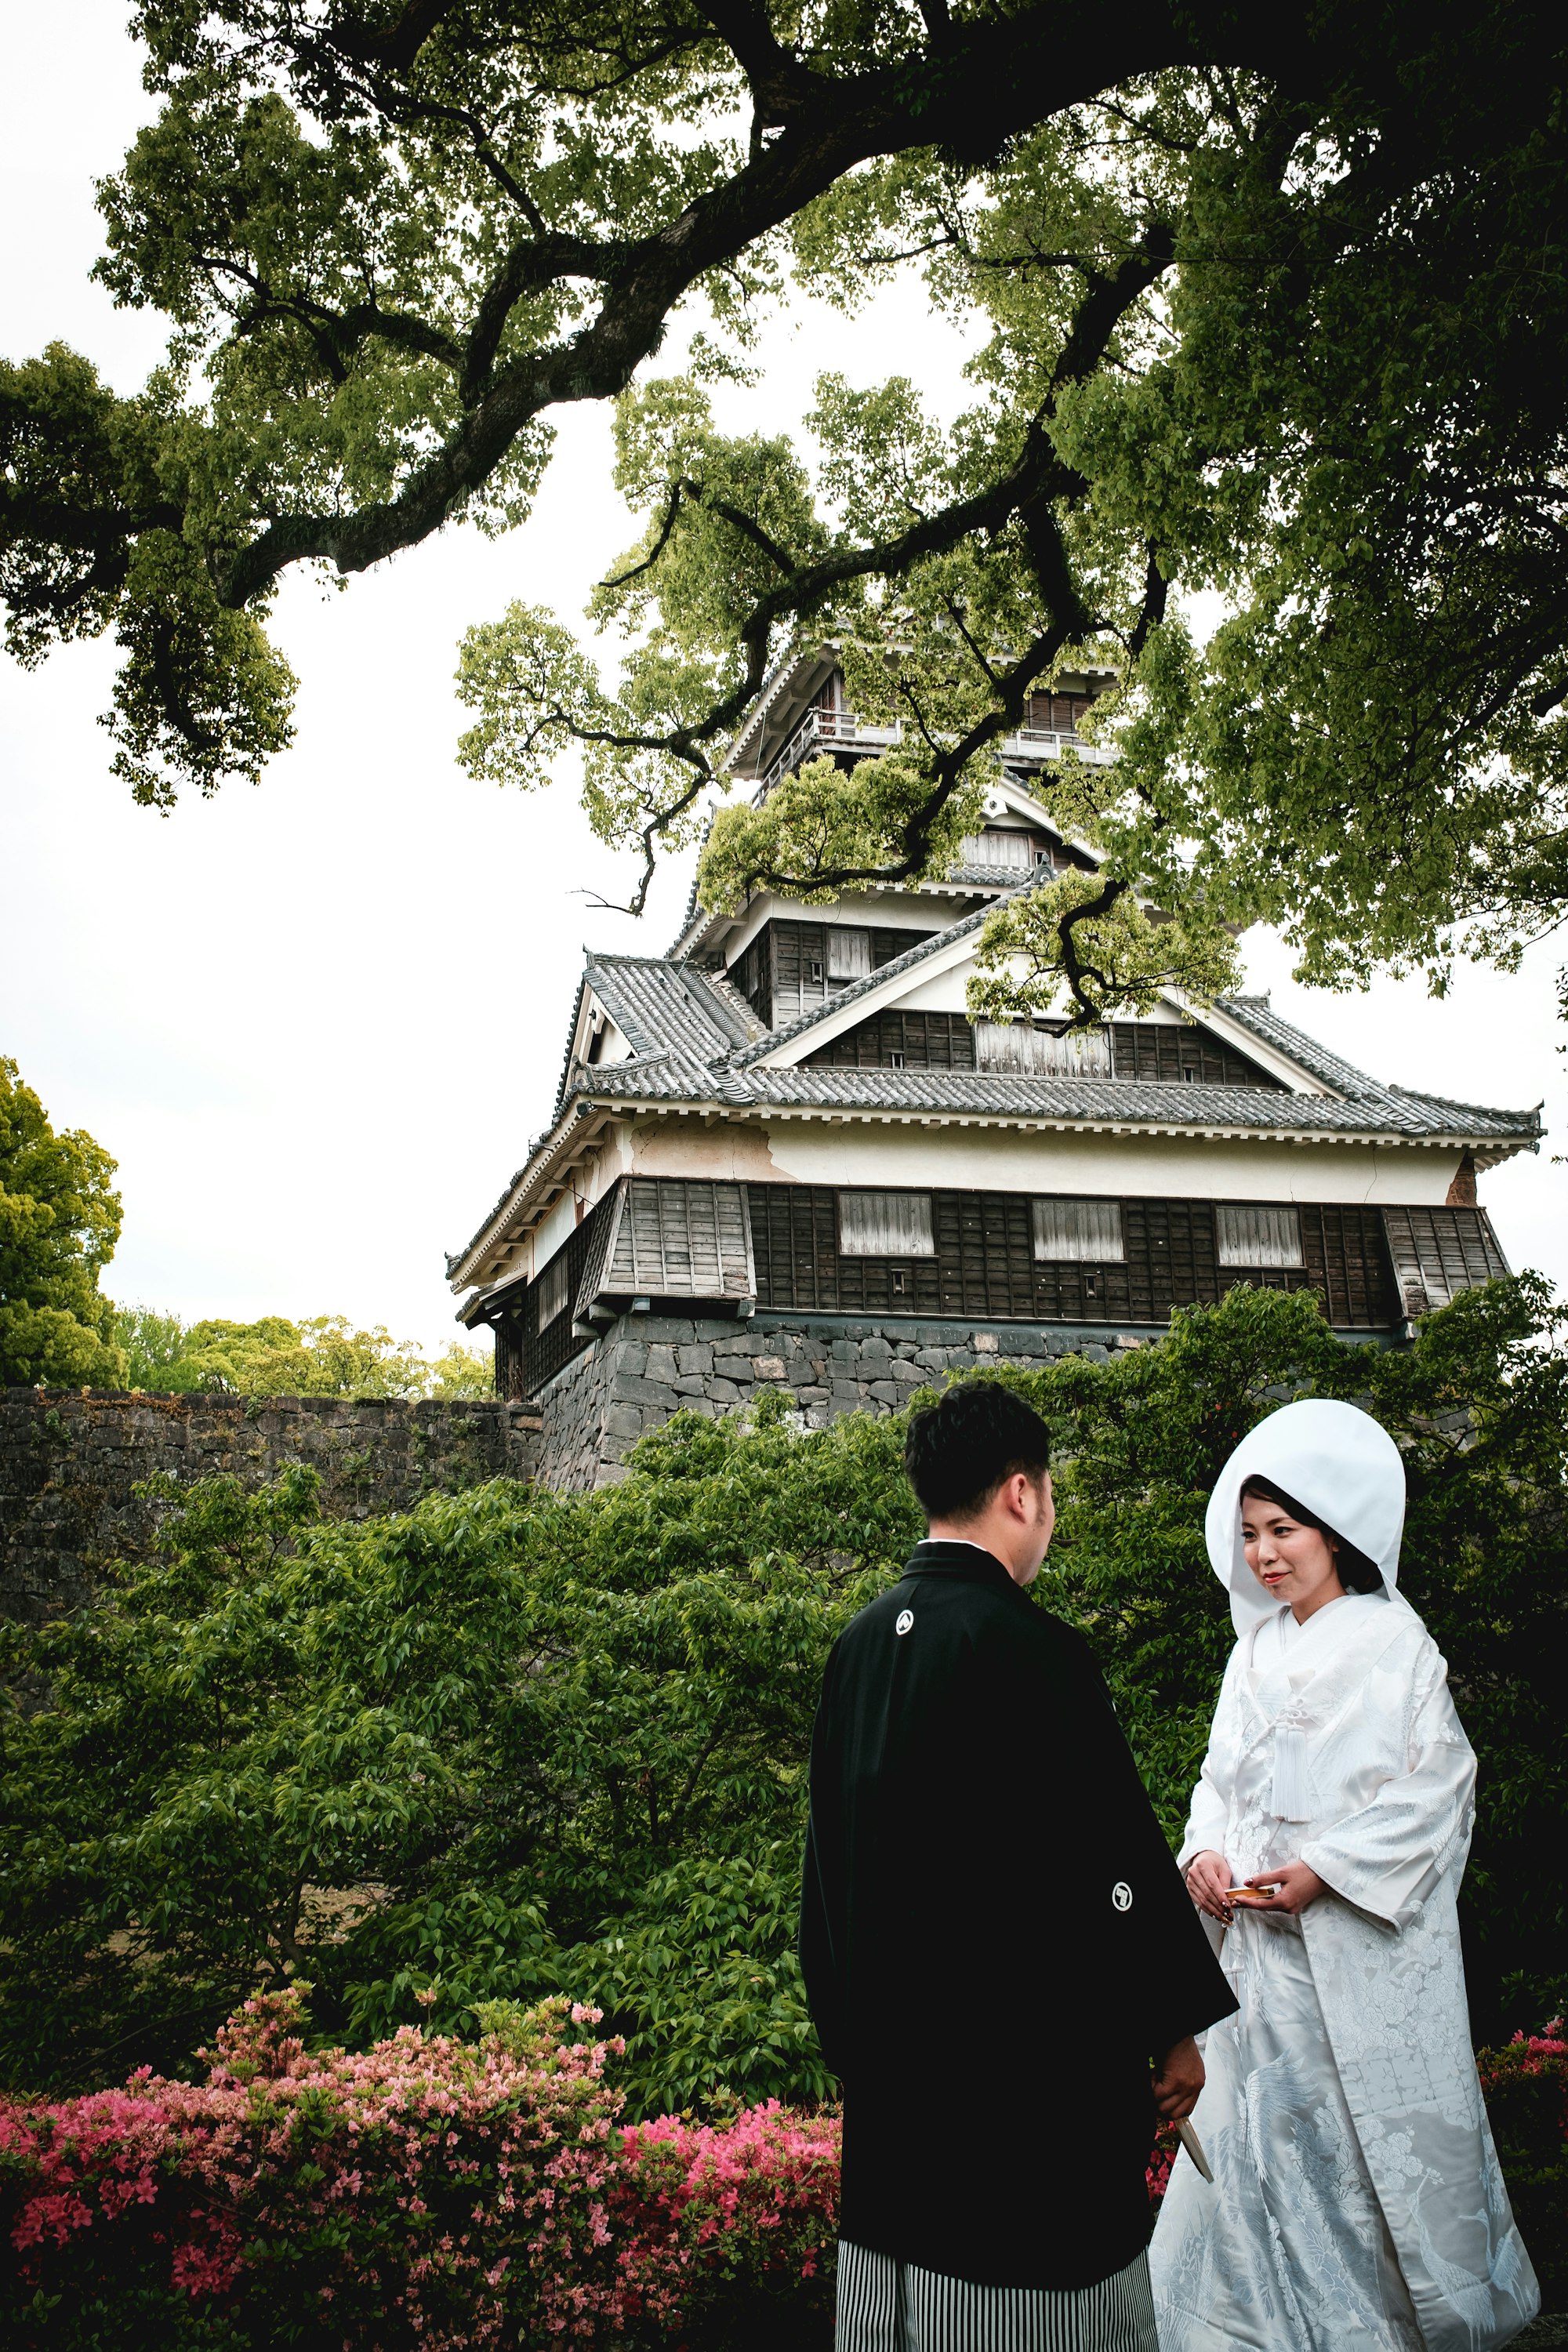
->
[1149, 1399, 1539, 2351]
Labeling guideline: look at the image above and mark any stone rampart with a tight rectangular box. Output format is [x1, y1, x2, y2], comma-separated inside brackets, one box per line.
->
[535, 1311, 1162, 1490]
[0, 1388, 542, 1624]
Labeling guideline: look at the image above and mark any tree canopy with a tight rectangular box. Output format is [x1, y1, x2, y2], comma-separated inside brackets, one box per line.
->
[0, 1057, 125, 1388]
[4, 3, 1568, 1012]
[114, 1304, 494, 1396]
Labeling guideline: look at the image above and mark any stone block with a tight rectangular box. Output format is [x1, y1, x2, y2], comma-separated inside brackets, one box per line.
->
[644, 1345, 680, 1384]
[795, 1385, 829, 1404]
[971, 1332, 1000, 1353]
[753, 1356, 787, 1381]
[608, 1374, 679, 1409]
[676, 1345, 714, 1376]
[867, 1381, 900, 1403]
[859, 1336, 893, 1365]
[890, 1359, 924, 1385]
[613, 1342, 649, 1378]
[710, 1378, 741, 1403]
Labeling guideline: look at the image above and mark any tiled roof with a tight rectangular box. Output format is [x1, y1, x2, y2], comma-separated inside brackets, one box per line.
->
[1218, 996, 1389, 1102]
[559, 1055, 1540, 1139]
[450, 960, 1542, 1284]
[583, 953, 757, 1062]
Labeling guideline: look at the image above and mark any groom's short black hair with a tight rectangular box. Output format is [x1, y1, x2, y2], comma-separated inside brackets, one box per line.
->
[904, 1382, 1051, 1523]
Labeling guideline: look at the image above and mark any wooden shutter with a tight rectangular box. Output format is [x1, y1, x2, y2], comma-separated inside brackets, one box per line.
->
[1381, 1207, 1510, 1316]
[602, 1178, 756, 1299]
[975, 1022, 1112, 1076]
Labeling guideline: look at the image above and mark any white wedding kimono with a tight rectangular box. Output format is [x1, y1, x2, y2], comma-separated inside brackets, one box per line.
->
[1149, 1402, 1540, 2352]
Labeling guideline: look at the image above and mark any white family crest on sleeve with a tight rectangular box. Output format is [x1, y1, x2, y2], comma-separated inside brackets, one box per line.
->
[1112, 1881, 1133, 1911]
[895, 1609, 914, 1636]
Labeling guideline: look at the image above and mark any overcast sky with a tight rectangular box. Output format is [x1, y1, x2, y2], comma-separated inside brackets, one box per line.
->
[3, 1, 1563, 1357]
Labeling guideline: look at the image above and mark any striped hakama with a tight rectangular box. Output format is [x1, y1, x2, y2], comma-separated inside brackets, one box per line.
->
[835, 2240, 1159, 2352]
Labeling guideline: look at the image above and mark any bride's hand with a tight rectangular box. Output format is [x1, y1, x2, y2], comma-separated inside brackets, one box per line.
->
[1184, 1850, 1234, 1923]
[1243, 1860, 1328, 1915]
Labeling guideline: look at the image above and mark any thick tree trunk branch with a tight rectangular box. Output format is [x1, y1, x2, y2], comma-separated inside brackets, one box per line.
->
[216, 7, 1279, 606]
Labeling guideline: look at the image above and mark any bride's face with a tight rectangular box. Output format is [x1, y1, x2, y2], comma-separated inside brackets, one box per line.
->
[1241, 1496, 1345, 1620]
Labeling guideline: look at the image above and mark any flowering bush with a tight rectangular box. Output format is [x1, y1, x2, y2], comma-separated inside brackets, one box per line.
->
[0, 1987, 648, 2350]
[1477, 2020, 1568, 2298]
[614, 2101, 840, 2350]
[1145, 2122, 1178, 2209]
[0, 1987, 840, 2350]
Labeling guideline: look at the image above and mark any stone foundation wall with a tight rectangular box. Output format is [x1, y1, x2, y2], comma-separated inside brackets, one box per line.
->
[535, 1311, 1161, 1490]
[0, 1388, 542, 1624]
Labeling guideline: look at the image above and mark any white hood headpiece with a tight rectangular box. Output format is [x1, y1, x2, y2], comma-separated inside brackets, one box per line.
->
[1206, 1399, 1406, 1636]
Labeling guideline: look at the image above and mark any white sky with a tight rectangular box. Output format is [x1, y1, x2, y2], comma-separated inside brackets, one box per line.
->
[2, 0, 1563, 1356]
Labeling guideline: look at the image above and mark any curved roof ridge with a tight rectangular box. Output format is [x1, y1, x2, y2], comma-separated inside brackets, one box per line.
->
[1386, 1080, 1544, 1123]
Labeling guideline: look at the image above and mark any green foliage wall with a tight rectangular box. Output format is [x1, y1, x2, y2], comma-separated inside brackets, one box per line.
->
[2, 1280, 1562, 2110]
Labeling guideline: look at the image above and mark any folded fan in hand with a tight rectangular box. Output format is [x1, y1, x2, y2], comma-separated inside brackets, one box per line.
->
[1176, 2119, 1214, 2183]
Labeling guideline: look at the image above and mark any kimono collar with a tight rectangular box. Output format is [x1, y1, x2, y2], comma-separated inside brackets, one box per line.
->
[906, 1539, 1022, 1598]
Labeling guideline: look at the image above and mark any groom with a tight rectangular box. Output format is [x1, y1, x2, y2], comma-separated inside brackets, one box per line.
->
[800, 1382, 1236, 2348]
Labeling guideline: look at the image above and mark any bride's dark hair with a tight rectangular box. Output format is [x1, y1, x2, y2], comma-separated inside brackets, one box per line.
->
[1238, 1475, 1385, 1594]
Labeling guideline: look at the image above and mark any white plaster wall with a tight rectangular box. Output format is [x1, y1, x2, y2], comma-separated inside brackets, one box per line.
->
[742, 1119, 1465, 1204]
[528, 1187, 579, 1276]
[890, 964, 982, 1011]
[630, 1119, 786, 1181]
[526, 1125, 633, 1276]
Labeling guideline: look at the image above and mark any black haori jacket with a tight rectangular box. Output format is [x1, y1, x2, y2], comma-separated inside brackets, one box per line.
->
[800, 1541, 1237, 2292]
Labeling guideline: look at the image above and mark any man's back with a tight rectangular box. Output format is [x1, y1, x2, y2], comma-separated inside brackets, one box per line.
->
[803, 1538, 1230, 2290]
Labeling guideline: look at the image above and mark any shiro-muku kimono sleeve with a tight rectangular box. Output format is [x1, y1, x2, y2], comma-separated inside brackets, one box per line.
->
[1177, 1646, 1245, 1873]
[1298, 1639, 1477, 1929]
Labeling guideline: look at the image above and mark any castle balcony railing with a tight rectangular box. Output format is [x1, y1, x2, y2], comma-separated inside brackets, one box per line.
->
[996, 727, 1117, 767]
[760, 707, 903, 789]
[760, 708, 1117, 791]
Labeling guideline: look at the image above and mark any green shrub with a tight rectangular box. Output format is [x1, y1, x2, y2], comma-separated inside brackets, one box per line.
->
[2, 1279, 1562, 2105]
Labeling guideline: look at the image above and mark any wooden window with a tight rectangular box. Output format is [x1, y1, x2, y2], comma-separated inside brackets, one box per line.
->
[1109, 1023, 1284, 1089]
[975, 1022, 1112, 1076]
[957, 826, 1044, 870]
[827, 927, 872, 981]
[838, 1190, 936, 1256]
[1025, 692, 1095, 733]
[749, 1185, 1409, 1331]
[1299, 1205, 1397, 1327]
[803, 1009, 977, 1070]
[1217, 1205, 1305, 1268]
[535, 1250, 571, 1327]
[729, 930, 772, 1029]
[1033, 1198, 1126, 1261]
[872, 926, 938, 967]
